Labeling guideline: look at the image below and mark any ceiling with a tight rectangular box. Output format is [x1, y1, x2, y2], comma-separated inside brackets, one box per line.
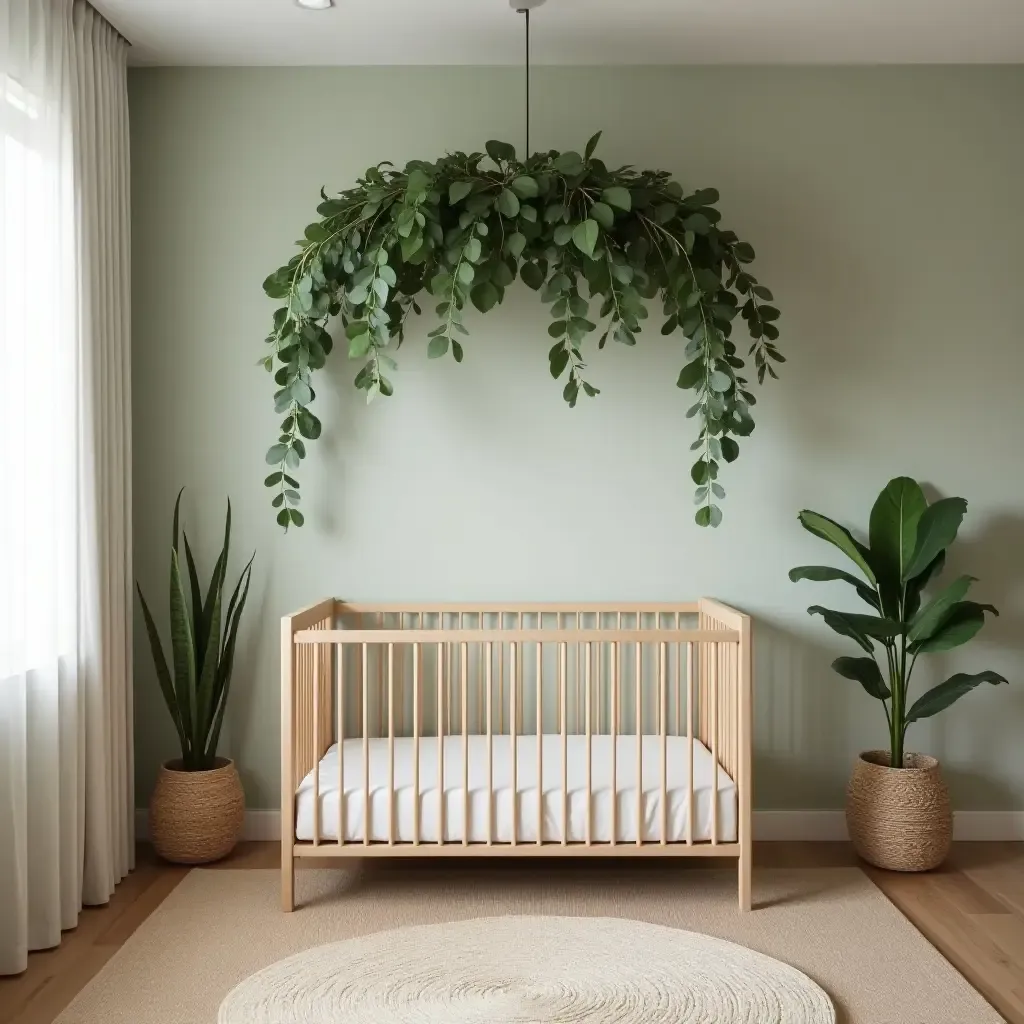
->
[94, 0, 1024, 66]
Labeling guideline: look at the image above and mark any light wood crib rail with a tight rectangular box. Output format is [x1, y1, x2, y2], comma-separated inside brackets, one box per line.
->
[281, 599, 752, 910]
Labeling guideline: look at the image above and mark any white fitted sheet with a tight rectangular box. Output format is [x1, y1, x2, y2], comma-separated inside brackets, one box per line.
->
[295, 735, 737, 844]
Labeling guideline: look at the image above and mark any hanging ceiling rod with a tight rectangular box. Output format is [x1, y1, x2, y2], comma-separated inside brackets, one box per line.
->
[511, 0, 545, 157]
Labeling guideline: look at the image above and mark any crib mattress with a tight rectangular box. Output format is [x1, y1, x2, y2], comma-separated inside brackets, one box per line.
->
[295, 734, 737, 844]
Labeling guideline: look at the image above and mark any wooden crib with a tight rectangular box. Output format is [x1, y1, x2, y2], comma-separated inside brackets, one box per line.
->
[281, 599, 753, 910]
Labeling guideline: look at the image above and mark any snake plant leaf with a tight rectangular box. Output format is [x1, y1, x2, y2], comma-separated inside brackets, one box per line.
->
[200, 501, 231, 663]
[902, 496, 968, 581]
[135, 582, 187, 751]
[168, 549, 196, 758]
[194, 562, 224, 755]
[831, 656, 891, 700]
[868, 477, 926, 607]
[171, 486, 184, 554]
[908, 574, 976, 644]
[797, 511, 876, 586]
[182, 532, 205, 664]
[906, 670, 1009, 724]
[788, 565, 879, 610]
[910, 601, 997, 654]
[205, 555, 253, 761]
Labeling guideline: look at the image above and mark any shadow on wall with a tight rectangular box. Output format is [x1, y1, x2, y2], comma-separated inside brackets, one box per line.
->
[752, 618, 860, 810]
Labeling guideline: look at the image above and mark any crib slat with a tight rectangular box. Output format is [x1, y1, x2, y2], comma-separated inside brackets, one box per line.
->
[461, 640, 469, 847]
[338, 642, 345, 846]
[660, 640, 667, 845]
[611, 640, 618, 847]
[388, 642, 395, 845]
[510, 641, 518, 846]
[362, 643, 369, 846]
[712, 642, 719, 846]
[536, 639, 543, 846]
[687, 641, 694, 845]
[585, 641, 592, 846]
[635, 637, 642, 846]
[560, 641, 567, 845]
[486, 641, 493, 845]
[437, 641, 444, 846]
[413, 642, 420, 846]
[312, 641, 320, 846]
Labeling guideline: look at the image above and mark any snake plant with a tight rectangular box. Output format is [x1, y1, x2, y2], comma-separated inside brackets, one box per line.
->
[791, 477, 1007, 767]
[136, 490, 253, 771]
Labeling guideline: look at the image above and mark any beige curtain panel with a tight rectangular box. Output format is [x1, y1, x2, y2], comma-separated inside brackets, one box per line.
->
[0, 0, 132, 975]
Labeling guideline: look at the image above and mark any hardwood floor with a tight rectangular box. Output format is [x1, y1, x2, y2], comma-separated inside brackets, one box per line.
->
[2, 841, 1021, 1024]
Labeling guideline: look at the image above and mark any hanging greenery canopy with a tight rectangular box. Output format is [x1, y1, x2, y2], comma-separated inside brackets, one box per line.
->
[261, 133, 783, 528]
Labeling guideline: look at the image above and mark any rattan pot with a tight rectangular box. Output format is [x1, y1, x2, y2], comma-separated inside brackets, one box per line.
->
[149, 757, 244, 864]
[846, 750, 952, 871]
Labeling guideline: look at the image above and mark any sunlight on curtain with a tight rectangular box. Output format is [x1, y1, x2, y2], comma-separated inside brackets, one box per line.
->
[0, 0, 132, 976]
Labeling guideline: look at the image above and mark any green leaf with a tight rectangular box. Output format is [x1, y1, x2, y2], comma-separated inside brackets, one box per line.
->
[602, 186, 631, 211]
[584, 130, 602, 160]
[510, 175, 539, 198]
[832, 656, 891, 700]
[903, 497, 968, 581]
[720, 436, 740, 464]
[807, 605, 900, 652]
[589, 201, 614, 231]
[485, 140, 516, 164]
[135, 583, 187, 752]
[908, 574, 975, 644]
[788, 565, 880, 610]
[868, 476, 927, 593]
[506, 232, 527, 259]
[520, 261, 545, 290]
[427, 335, 449, 358]
[552, 151, 583, 175]
[572, 219, 599, 258]
[448, 181, 473, 205]
[497, 188, 521, 218]
[911, 601, 997, 653]
[168, 550, 196, 750]
[676, 360, 704, 389]
[709, 370, 731, 393]
[797, 510, 877, 586]
[553, 223, 574, 246]
[471, 280, 499, 313]
[906, 670, 1008, 724]
[457, 262, 475, 285]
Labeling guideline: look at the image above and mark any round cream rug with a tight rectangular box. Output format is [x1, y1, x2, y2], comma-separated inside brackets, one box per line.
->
[219, 915, 835, 1023]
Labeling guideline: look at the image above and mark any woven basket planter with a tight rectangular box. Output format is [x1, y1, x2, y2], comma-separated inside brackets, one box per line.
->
[149, 757, 245, 864]
[846, 750, 952, 871]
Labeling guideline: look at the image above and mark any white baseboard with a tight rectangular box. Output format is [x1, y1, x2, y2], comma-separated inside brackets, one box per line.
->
[135, 808, 1024, 843]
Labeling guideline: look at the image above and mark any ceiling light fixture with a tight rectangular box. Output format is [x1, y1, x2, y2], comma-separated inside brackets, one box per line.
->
[295, 0, 333, 10]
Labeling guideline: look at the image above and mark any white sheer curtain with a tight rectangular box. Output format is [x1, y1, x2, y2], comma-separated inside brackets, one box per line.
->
[0, 0, 132, 975]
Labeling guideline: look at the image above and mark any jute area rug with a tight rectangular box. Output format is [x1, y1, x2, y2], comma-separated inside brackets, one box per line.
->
[55, 860, 1002, 1024]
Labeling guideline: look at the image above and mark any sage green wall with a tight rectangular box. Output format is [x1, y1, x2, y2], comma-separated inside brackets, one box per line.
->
[129, 66, 1024, 813]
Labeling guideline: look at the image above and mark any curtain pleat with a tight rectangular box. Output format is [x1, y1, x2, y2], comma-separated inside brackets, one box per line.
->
[0, 0, 132, 975]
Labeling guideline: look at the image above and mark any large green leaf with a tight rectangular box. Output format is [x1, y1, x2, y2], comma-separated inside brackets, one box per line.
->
[906, 670, 1008, 724]
[903, 496, 968, 581]
[169, 549, 197, 758]
[910, 601, 997, 653]
[135, 583, 187, 752]
[868, 477, 926, 606]
[831, 656, 891, 700]
[797, 511, 876, 585]
[788, 565, 879, 610]
[904, 550, 945, 619]
[807, 606, 901, 652]
[907, 575, 975, 644]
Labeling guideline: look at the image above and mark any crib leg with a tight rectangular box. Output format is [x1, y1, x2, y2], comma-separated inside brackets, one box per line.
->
[738, 849, 752, 912]
[282, 842, 295, 912]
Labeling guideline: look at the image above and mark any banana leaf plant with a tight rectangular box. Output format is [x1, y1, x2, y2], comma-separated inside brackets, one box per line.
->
[136, 490, 254, 771]
[790, 477, 1007, 767]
